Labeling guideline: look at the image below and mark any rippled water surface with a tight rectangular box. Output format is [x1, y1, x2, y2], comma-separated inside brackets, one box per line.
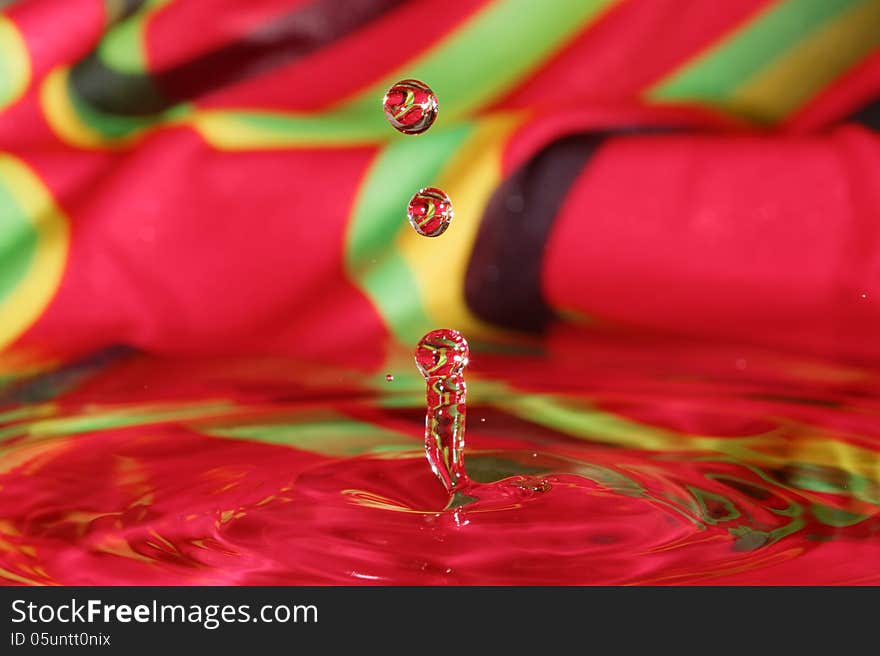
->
[1, 333, 878, 584]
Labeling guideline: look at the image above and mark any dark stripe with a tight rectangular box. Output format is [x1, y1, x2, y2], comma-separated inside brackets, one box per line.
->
[849, 96, 880, 131]
[69, 53, 167, 115]
[464, 135, 605, 333]
[110, 0, 149, 21]
[0, 346, 131, 405]
[70, 0, 408, 116]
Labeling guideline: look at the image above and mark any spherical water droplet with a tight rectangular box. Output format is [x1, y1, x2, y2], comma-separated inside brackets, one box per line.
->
[383, 79, 438, 135]
[415, 329, 469, 378]
[407, 187, 453, 237]
[385, 374, 394, 382]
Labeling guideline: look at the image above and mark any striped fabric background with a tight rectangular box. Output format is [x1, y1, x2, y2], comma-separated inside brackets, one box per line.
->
[0, 0, 878, 378]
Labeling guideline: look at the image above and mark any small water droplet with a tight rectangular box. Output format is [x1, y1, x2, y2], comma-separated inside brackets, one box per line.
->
[860, 292, 868, 299]
[407, 187, 453, 237]
[415, 329, 469, 378]
[385, 374, 394, 382]
[480, 417, 486, 423]
[382, 79, 438, 135]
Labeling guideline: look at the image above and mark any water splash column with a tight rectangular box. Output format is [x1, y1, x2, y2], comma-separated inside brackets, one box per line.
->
[415, 329, 470, 493]
[382, 79, 467, 493]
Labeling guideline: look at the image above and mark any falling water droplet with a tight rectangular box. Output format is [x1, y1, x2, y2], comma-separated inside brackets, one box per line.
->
[415, 328, 469, 378]
[385, 374, 394, 382]
[383, 79, 438, 135]
[407, 187, 453, 237]
[415, 329, 469, 493]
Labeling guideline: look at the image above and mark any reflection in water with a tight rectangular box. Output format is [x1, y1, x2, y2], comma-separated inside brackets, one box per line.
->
[0, 333, 878, 584]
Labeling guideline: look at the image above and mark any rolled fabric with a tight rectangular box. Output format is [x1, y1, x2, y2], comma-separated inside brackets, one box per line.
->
[544, 125, 880, 361]
[465, 116, 880, 363]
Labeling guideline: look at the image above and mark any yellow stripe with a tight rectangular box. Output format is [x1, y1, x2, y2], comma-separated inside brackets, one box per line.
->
[191, 112, 258, 149]
[396, 112, 524, 339]
[191, 110, 384, 150]
[727, 0, 880, 122]
[0, 155, 70, 351]
[192, 112, 270, 150]
[39, 68, 132, 149]
[724, 432, 880, 485]
[40, 68, 190, 150]
[0, 16, 30, 111]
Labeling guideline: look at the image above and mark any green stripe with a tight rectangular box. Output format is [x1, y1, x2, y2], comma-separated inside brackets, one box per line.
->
[345, 123, 473, 344]
[496, 395, 685, 447]
[230, 108, 381, 146]
[649, 0, 858, 104]
[811, 504, 868, 527]
[0, 181, 37, 304]
[97, 0, 170, 74]
[98, 15, 148, 73]
[0, 401, 233, 441]
[785, 462, 880, 504]
[204, 416, 417, 456]
[0, 406, 52, 425]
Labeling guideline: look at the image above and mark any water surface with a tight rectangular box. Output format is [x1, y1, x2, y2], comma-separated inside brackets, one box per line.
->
[0, 333, 878, 584]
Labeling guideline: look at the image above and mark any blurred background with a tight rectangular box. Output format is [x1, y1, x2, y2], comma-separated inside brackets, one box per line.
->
[0, 0, 877, 373]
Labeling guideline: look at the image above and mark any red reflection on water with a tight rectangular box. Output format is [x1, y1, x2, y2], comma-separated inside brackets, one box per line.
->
[0, 336, 878, 585]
